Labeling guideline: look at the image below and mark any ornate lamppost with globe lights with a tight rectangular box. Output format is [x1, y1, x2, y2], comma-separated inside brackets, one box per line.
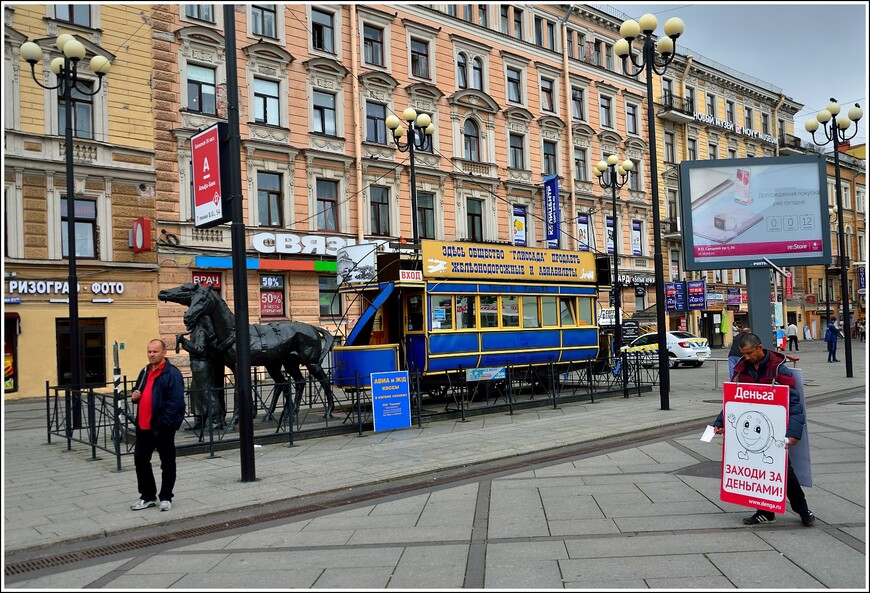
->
[805, 99, 863, 378]
[20, 35, 111, 399]
[614, 13, 685, 410]
[385, 108, 435, 245]
[594, 155, 634, 355]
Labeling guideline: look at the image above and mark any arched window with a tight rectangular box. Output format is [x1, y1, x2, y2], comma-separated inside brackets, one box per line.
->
[457, 53, 468, 89]
[463, 119, 479, 161]
[472, 57, 483, 90]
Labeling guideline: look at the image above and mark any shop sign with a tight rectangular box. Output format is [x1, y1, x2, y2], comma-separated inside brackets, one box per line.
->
[6, 280, 125, 295]
[260, 290, 284, 316]
[694, 111, 777, 144]
[192, 272, 221, 289]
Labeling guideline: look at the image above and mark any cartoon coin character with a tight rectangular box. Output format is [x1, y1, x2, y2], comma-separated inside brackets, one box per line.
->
[727, 411, 783, 464]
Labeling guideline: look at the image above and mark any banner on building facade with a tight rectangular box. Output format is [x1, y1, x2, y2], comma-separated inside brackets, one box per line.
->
[606, 216, 614, 254]
[577, 213, 590, 251]
[631, 220, 642, 256]
[512, 205, 527, 247]
[543, 175, 560, 248]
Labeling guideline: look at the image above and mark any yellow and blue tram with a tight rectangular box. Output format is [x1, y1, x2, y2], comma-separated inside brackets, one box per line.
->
[332, 240, 601, 391]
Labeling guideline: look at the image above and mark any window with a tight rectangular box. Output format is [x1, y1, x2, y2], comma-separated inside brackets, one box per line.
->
[319, 276, 341, 317]
[370, 186, 390, 236]
[566, 30, 575, 59]
[365, 101, 387, 144]
[467, 198, 483, 242]
[363, 24, 384, 66]
[708, 141, 718, 159]
[56, 4, 90, 26]
[604, 43, 613, 71]
[417, 191, 436, 239]
[187, 64, 216, 115]
[762, 113, 770, 135]
[662, 78, 673, 105]
[471, 58, 483, 90]
[478, 5, 488, 27]
[253, 78, 279, 125]
[542, 141, 556, 175]
[688, 138, 697, 160]
[500, 6, 509, 34]
[462, 4, 473, 21]
[502, 295, 520, 327]
[726, 100, 735, 122]
[316, 179, 338, 231]
[184, 4, 214, 22]
[685, 87, 695, 111]
[571, 87, 585, 120]
[59, 84, 93, 139]
[560, 298, 576, 326]
[312, 9, 334, 53]
[778, 118, 786, 139]
[463, 119, 480, 161]
[520, 296, 539, 327]
[513, 8, 523, 40]
[260, 274, 285, 317]
[447, 5, 457, 17]
[600, 96, 613, 128]
[628, 160, 640, 191]
[541, 296, 557, 326]
[546, 22, 555, 51]
[593, 41, 601, 67]
[626, 103, 638, 135]
[728, 148, 737, 159]
[534, 16, 544, 46]
[252, 4, 277, 38]
[541, 78, 555, 112]
[509, 133, 525, 169]
[480, 295, 498, 327]
[257, 172, 282, 227]
[744, 106, 753, 130]
[506, 67, 522, 103]
[431, 295, 454, 330]
[664, 132, 676, 163]
[457, 53, 468, 89]
[574, 148, 587, 181]
[313, 91, 336, 135]
[706, 93, 716, 117]
[61, 198, 96, 259]
[410, 38, 430, 79]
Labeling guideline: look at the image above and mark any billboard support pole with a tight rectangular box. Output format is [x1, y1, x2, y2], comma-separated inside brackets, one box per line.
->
[746, 268, 774, 350]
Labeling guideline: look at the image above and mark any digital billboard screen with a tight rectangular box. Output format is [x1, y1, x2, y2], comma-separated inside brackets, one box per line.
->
[679, 155, 830, 271]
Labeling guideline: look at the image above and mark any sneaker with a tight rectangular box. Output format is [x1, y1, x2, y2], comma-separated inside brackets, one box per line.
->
[131, 498, 157, 511]
[159, 500, 172, 512]
[801, 510, 815, 526]
[742, 511, 776, 525]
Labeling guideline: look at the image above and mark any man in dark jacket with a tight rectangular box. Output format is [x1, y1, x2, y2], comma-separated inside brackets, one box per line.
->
[713, 332, 815, 526]
[825, 319, 841, 363]
[130, 339, 185, 512]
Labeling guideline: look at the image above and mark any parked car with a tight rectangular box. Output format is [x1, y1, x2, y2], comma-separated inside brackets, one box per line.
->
[626, 331, 711, 368]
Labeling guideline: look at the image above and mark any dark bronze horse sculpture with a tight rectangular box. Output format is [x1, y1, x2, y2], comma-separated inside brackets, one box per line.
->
[158, 283, 336, 418]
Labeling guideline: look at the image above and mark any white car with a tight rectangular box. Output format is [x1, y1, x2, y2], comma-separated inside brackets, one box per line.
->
[626, 331, 712, 368]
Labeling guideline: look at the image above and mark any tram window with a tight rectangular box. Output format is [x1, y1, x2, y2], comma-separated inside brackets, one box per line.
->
[456, 295, 476, 329]
[502, 295, 520, 327]
[541, 296, 558, 326]
[522, 296, 539, 327]
[560, 297, 576, 326]
[407, 295, 424, 331]
[577, 297, 593, 325]
[430, 295, 453, 330]
[480, 295, 499, 327]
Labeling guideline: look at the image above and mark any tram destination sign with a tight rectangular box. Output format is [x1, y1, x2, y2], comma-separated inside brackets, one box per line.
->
[421, 240, 596, 282]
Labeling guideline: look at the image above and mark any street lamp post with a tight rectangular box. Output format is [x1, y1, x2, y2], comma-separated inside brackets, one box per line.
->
[806, 99, 863, 378]
[20, 36, 111, 396]
[615, 13, 685, 410]
[594, 155, 634, 355]
[385, 108, 435, 245]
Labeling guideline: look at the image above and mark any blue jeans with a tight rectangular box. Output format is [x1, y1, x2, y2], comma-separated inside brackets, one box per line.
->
[727, 356, 741, 381]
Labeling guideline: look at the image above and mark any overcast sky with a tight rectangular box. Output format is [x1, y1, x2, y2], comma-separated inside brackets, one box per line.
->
[604, 2, 868, 147]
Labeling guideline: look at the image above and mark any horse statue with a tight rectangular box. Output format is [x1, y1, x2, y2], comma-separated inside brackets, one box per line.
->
[158, 283, 336, 419]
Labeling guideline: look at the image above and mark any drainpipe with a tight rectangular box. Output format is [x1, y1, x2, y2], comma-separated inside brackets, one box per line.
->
[350, 5, 364, 243]
[772, 93, 785, 156]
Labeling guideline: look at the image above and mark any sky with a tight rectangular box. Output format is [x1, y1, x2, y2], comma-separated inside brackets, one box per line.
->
[605, 2, 869, 147]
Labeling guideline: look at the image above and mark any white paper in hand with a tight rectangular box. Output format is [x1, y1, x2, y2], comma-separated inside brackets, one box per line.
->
[700, 425, 716, 443]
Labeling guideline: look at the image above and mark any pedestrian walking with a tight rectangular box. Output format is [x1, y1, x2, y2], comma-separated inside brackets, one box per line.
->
[824, 319, 842, 363]
[727, 327, 751, 380]
[786, 322, 799, 351]
[713, 332, 815, 527]
[130, 338, 185, 511]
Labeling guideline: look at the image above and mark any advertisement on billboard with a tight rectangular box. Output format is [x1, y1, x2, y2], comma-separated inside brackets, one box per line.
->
[577, 213, 590, 251]
[679, 155, 830, 271]
[191, 122, 232, 229]
[543, 175, 560, 248]
[687, 279, 706, 310]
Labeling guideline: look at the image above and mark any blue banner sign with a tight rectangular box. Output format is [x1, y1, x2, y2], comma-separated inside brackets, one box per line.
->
[371, 371, 412, 432]
[543, 175, 560, 248]
[687, 279, 707, 310]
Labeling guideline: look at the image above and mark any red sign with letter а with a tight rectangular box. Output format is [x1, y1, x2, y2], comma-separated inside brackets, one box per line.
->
[191, 123, 228, 228]
[719, 382, 789, 514]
